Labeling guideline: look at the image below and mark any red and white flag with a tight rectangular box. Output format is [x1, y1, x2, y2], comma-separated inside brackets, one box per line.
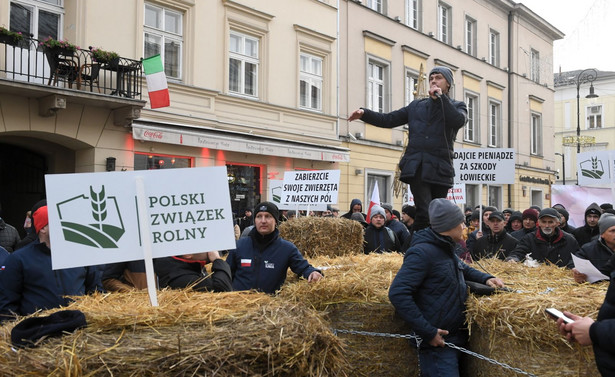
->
[240, 259, 252, 267]
[366, 181, 380, 224]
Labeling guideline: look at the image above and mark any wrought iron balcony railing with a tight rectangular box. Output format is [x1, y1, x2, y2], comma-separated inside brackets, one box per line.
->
[0, 37, 142, 100]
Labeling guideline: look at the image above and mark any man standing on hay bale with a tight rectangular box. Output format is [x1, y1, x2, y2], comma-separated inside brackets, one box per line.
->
[348, 66, 467, 232]
[556, 253, 615, 376]
[0, 200, 102, 322]
[226, 201, 323, 294]
[389, 198, 504, 376]
[506, 208, 578, 268]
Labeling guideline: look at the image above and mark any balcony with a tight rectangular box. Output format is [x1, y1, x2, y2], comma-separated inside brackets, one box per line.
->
[0, 37, 145, 124]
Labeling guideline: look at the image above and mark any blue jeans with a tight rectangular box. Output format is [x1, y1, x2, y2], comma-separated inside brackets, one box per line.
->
[418, 346, 461, 377]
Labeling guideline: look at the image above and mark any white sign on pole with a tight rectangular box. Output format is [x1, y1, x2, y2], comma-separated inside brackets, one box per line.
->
[46, 166, 236, 270]
[280, 170, 340, 210]
[577, 150, 615, 187]
[453, 148, 516, 184]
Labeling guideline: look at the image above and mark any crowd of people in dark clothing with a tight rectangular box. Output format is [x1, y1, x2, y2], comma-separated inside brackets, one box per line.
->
[0, 197, 613, 375]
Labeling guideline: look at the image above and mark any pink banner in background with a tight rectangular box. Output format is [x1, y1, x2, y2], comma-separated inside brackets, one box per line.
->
[551, 185, 614, 227]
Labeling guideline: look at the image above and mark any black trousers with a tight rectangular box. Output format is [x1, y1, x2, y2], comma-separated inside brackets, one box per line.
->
[408, 177, 450, 231]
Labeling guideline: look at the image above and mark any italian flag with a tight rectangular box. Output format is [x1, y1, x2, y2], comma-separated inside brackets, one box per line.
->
[143, 55, 170, 109]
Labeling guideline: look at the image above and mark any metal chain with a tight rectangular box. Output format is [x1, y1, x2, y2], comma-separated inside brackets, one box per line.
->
[332, 328, 537, 377]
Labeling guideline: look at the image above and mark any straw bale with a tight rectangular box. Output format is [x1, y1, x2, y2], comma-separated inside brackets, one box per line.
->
[465, 258, 606, 376]
[280, 253, 418, 376]
[0, 290, 349, 376]
[278, 217, 364, 258]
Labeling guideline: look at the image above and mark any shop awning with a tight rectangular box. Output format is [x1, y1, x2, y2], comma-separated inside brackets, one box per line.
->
[132, 122, 350, 163]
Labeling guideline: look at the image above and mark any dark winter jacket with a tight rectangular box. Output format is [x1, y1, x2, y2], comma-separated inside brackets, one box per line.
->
[0, 246, 8, 266]
[589, 266, 615, 375]
[572, 203, 602, 247]
[341, 198, 366, 220]
[154, 256, 232, 292]
[0, 240, 101, 321]
[465, 226, 492, 252]
[470, 230, 518, 261]
[227, 228, 320, 294]
[14, 226, 37, 251]
[102, 260, 148, 291]
[386, 218, 410, 245]
[388, 228, 494, 347]
[575, 238, 614, 276]
[507, 228, 578, 268]
[364, 224, 401, 254]
[360, 94, 467, 186]
[510, 226, 536, 241]
[0, 218, 21, 252]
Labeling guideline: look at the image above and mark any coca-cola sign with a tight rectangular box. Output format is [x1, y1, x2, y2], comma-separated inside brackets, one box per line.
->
[143, 130, 163, 139]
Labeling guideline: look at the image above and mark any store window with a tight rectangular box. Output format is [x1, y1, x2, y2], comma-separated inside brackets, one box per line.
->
[134, 153, 192, 170]
[227, 163, 262, 222]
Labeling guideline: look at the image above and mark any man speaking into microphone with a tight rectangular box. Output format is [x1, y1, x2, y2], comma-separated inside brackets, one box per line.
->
[348, 66, 467, 231]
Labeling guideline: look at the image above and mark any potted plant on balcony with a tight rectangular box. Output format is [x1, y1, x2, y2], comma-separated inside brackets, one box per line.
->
[89, 46, 120, 68]
[39, 36, 78, 56]
[0, 27, 24, 46]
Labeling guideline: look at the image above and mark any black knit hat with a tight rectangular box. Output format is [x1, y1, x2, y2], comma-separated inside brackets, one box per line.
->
[509, 211, 523, 223]
[254, 201, 279, 223]
[402, 205, 416, 219]
[11, 310, 87, 348]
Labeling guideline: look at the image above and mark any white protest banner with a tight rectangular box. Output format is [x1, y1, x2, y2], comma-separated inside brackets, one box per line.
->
[46, 166, 235, 270]
[577, 150, 615, 187]
[453, 148, 516, 184]
[406, 183, 465, 206]
[280, 170, 340, 210]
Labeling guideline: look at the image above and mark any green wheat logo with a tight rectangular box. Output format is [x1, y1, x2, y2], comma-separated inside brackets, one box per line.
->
[56, 185, 125, 248]
[580, 156, 605, 180]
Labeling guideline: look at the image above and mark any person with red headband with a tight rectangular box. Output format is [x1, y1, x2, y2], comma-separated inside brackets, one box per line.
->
[0, 200, 102, 322]
[154, 250, 232, 292]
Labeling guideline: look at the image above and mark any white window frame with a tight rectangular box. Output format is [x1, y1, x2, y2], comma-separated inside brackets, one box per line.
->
[438, 2, 451, 45]
[367, 57, 390, 113]
[488, 101, 501, 147]
[144, 3, 183, 80]
[366, 170, 394, 205]
[464, 92, 479, 143]
[367, 0, 383, 13]
[465, 184, 479, 210]
[489, 29, 500, 67]
[405, 69, 418, 105]
[531, 112, 542, 156]
[488, 185, 502, 209]
[586, 105, 602, 129]
[299, 52, 323, 112]
[10, 0, 64, 40]
[406, 0, 421, 30]
[530, 48, 540, 83]
[229, 30, 259, 98]
[531, 189, 543, 209]
[465, 16, 476, 56]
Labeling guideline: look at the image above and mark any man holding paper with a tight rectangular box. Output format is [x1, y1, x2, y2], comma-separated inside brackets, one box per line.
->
[572, 213, 615, 283]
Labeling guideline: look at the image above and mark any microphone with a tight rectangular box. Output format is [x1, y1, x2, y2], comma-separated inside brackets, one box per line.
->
[434, 92, 441, 99]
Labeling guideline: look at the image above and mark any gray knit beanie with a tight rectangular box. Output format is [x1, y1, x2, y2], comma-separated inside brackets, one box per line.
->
[599, 213, 615, 235]
[429, 66, 454, 86]
[369, 205, 386, 221]
[429, 198, 465, 233]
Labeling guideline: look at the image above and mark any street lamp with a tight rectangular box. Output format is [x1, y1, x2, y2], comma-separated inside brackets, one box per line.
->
[574, 69, 599, 153]
[554, 152, 565, 185]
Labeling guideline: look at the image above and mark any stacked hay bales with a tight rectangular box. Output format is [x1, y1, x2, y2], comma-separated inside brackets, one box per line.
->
[0, 291, 349, 376]
[279, 217, 364, 257]
[465, 259, 606, 377]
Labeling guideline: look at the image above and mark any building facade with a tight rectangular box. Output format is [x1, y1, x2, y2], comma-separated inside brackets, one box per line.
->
[0, 0, 564, 231]
[554, 69, 615, 185]
[0, 0, 345, 230]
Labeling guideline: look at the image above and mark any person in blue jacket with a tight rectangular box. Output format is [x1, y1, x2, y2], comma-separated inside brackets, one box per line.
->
[389, 198, 504, 376]
[0, 200, 102, 322]
[226, 201, 323, 294]
[349, 66, 467, 231]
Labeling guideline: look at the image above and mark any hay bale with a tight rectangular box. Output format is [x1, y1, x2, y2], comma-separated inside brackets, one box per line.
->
[0, 290, 349, 376]
[465, 258, 606, 376]
[278, 217, 364, 258]
[280, 253, 418, 376]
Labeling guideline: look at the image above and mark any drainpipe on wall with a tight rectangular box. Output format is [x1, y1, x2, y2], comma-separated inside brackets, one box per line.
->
[507, 10, 514, 208]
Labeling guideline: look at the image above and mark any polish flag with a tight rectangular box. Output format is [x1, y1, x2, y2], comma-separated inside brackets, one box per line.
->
[240, 259, 252, 267]
[366, 181, 380, 224]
